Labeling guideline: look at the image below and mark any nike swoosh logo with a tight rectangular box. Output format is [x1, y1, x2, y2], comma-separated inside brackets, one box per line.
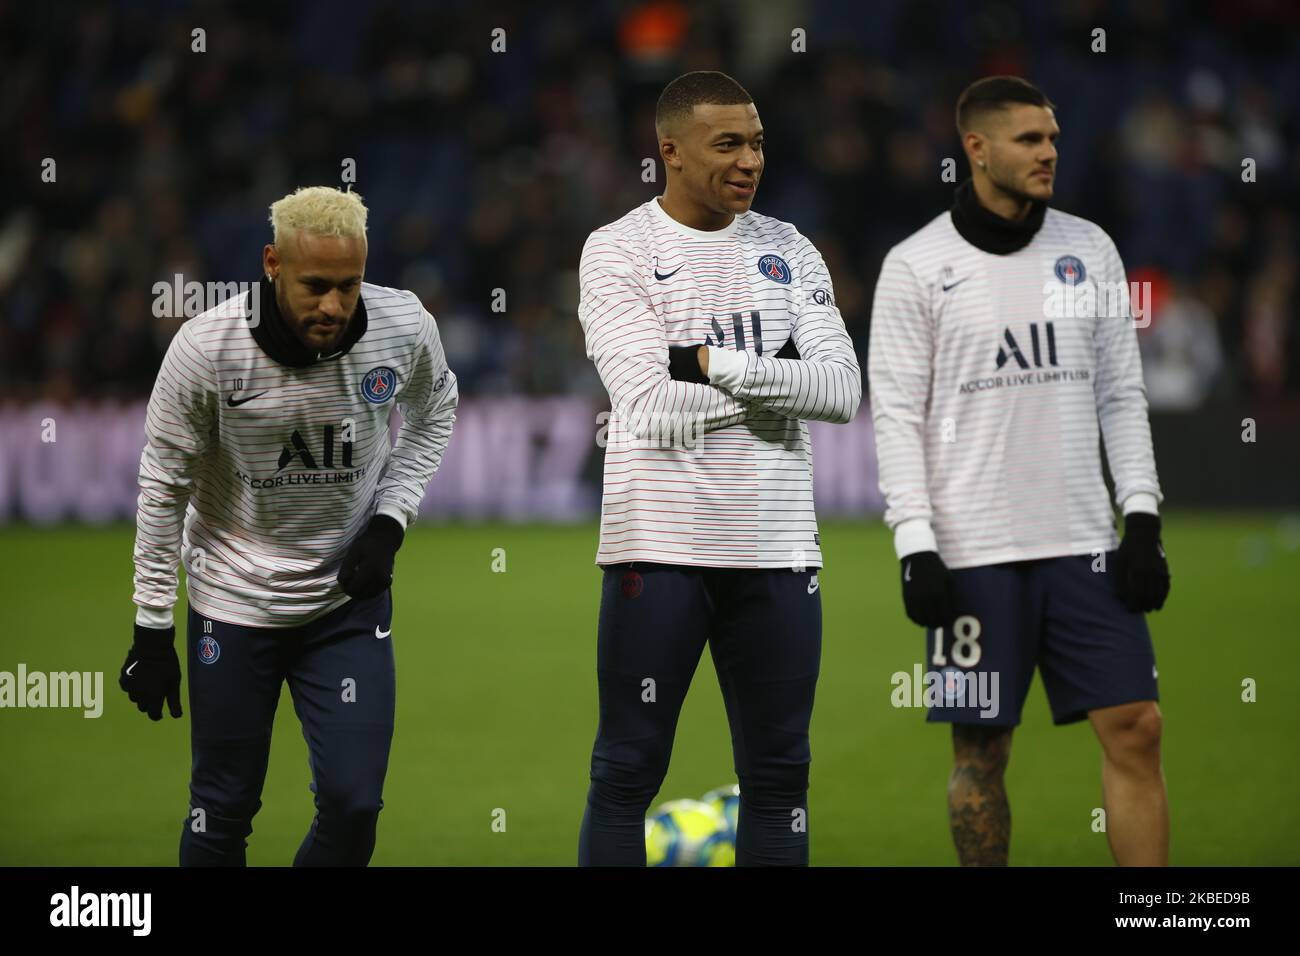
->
[125, 660, 138, 676]
[807, 576, 819, 594]
[941, 278, 969, 292]
[654, 265, 683, 281]
[226, 391, 267, 407]
[375, 626, 391, 639]
[904, 562, 912, 582]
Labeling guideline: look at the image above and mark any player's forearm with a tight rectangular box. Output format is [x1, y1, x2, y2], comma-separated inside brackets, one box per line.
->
[585, 301, 754, 437]
[606, 373, 749, 442]
[869, 383, 937, 556]
[132, 494, 187, 627]
[1096, 376, 1163, 511]
[132, 567, 181, 628]
[374, 404, 456, 527]
[1100, 408, 1163, 512]
[374, 427, 454, 524]
[1093, 247, 1164, 516]
[868, 307, 940, 553]
[704, 347, 861, 423]
[131, 422, 206, 626]
[874, 430, 938, 557]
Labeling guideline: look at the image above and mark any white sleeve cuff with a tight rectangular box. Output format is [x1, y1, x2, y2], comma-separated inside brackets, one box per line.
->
[375, 502, 410, 530]
[893, 518, 938, 560]
[135, 605, 175, 629]
[705, 346, 749, 393]
[1121, 493, 1159, 516]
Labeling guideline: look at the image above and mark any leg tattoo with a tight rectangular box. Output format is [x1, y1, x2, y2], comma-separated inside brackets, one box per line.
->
[948, 724, 1013, 866]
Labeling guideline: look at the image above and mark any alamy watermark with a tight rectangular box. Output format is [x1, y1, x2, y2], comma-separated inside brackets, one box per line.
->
[890, 663, 1001, 719]
[152, 273, 261, 326]
[49, 886, 150, 935]
[0, 664, 103, 718]
[1042, 278, 1151, 328]
[596, 407, 708, 450]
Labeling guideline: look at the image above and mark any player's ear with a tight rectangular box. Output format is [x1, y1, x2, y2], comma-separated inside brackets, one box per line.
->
[262, 243, 278, 279]
[660, 137, 683, 172]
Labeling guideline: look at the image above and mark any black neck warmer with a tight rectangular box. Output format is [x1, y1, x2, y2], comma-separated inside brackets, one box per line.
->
[246, 275, 368, 368]
[949, 179, 1047, 255]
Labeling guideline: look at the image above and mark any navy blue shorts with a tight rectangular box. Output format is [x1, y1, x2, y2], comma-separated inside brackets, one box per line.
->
[923, 552, 1158, 727]
[182, 591, 395, 866]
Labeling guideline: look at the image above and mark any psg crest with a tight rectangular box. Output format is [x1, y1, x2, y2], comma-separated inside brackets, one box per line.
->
[621, 570, 643, 599]
[757, 254, 791, 284]
[361, 366, 398, 404]
[1054, 255, 1086, 285]
[197, 636, 221, 664]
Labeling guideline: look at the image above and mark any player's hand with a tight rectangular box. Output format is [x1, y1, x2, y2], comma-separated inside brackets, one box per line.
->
[667, 346, 709, 384]
[668, 337, 799, 382]
[337, 514, 405, 599]
[1113, 512, 1170, 613]
[900, 551, 956, 627]
[119, 625, 183, 721]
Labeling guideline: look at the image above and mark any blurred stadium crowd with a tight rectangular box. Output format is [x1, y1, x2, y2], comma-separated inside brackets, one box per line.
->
[2, 0, 1297, 410]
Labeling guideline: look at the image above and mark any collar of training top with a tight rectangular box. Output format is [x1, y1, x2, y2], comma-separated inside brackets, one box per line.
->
[949, 178, 1047, 255]
[246, 274, 368, 368]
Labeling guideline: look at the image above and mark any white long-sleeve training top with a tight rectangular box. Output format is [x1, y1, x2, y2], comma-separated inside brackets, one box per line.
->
[579, 197, 861, 568]
[133, 282, 458, 628]
[868, 207, 1162, 568]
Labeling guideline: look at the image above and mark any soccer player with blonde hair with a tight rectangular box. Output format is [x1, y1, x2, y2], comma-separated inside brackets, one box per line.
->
[121, 186, 458, 865]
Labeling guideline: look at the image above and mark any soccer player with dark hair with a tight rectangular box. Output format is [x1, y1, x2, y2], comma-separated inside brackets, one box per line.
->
[869, 76, 1171, 865]
[577, 71, 861, 865]
[121, 186, 458, 866]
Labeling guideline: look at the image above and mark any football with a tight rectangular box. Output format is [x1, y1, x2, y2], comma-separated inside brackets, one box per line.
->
[702, 783, 741, 837]
[645, 799, 734, 867]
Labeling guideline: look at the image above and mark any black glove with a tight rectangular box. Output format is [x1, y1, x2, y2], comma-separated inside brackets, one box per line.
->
[338, 514, 404, 599]
[1113, 512, 1170, 613]
[900, 551, 957, 628]
[668, 338, 800, 382]
[120, 625, 183, 721]
[667, 346, 709, 384]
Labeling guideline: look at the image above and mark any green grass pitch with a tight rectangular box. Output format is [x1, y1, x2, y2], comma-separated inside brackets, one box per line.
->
[1, 514, 1296, 865]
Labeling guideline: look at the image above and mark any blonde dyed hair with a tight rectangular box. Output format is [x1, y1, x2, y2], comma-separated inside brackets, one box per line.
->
[269, 186, 368, 246]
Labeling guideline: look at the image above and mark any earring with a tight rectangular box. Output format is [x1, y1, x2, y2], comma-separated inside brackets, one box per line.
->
[977, 160, 985, 169]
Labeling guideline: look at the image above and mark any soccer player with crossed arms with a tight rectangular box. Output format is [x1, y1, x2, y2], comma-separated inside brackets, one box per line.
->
[577, 71, 861, 866]
[869, 77, 1171, 865]
[120, 186, 457, 865]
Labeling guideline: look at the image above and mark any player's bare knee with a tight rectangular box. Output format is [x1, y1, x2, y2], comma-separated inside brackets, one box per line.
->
[1099, 702, 1162, 766]
[1132, 701, 1163, 748]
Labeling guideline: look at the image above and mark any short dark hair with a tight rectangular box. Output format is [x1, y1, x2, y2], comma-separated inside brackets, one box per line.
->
[655, 71, 753, 136]
[955, 76, 1054, 135]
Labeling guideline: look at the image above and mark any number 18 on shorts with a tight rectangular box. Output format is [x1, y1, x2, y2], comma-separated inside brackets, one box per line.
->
[921, 557, 1159, 727]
